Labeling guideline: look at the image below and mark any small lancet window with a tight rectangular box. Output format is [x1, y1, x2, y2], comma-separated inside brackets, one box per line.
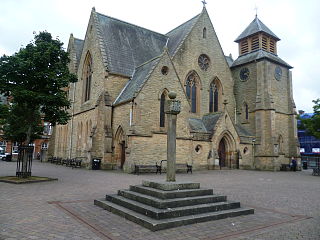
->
[203, 27, 207, 38]
[186, 73, 199, 113]
[245, 103, 249, 120]
[160, 93, 166, 127]
[83, 53, 92, 102]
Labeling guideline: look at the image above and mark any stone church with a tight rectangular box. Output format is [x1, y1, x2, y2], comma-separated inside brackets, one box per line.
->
[49, 6, 300, 172]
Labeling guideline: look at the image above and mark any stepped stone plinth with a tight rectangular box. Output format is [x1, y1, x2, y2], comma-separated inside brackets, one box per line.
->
[94, 180, 254, 231]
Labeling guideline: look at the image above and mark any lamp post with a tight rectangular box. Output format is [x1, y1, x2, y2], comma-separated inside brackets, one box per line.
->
[165, 92, 181, 182]
[252, 138, 256, 169]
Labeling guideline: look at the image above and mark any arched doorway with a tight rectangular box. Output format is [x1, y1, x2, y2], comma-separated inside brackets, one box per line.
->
[216, 131, 237, 169]
[218, 138, 227, 168]
[114, 126, 126, 169]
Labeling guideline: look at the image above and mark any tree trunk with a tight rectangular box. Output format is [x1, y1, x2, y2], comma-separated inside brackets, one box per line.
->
[21, 126, 32, 177]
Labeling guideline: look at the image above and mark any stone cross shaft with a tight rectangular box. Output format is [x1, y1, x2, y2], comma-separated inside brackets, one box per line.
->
[165, 92, 181, 182]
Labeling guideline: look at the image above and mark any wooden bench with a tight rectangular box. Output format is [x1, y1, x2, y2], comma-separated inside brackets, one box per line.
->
[158, 160, 192, 174]
[134, 164, 161, 175]
[71, 158, 82, 169]
[312, 167, 320, 176]
[280, 164, 290, 171]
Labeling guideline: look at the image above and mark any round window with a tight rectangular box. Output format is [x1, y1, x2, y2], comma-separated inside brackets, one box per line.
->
[161, 66, 169, 75]
[198, 54, 210, 71]
[195, 145, 202, 153]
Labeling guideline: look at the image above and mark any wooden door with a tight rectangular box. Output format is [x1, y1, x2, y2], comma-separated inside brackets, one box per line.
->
[120, 141, 125, 169]
[218, 139, 226, 167]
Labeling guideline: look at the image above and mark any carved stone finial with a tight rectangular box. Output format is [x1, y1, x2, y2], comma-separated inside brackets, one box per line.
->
[168, 91, 177, 99]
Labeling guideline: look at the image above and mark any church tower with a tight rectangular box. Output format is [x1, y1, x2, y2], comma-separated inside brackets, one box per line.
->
[231, 16, 299, 170]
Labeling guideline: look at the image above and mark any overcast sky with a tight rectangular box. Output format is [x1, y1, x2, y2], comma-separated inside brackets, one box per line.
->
[1, 0, 319, 112]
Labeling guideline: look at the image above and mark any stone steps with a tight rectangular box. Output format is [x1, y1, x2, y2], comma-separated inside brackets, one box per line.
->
[129, 185, 213, 199]
[94, 198, 254, 231]
[94, 180, 254, 231]
[105, 194, 240, 219]
[116, 189, 227, 209]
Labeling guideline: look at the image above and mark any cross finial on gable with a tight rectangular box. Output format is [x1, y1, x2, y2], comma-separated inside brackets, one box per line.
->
[202, 0, 207, 7]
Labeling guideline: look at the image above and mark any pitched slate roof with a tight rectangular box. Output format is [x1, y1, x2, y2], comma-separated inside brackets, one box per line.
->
[189, 118, 208, 133]
[95, 12, 168, 77]
[225, 55, 234, 67]
[113, 57, 161, 105]
[235, 124, 253, 137]
[231, 49, 292, 68]
[189, 113, 222, 133]
[166, 14, 200, 56]
[235, 16, 280, 42]
[74, 38, 84, 67]
[202, 113, 222, 133]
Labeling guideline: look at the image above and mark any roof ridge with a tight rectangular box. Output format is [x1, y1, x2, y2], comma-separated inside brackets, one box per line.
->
[255, 17, 262, 31]
[167, 13, 201, 57]
[166, 14, 200, 35]
[92, 10, 110, 72]
[96, 12, 168, 39]
[135, 55, 161, 69]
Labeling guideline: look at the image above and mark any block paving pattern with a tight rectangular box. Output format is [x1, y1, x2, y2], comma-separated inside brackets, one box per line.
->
[0, 161, 319, 240]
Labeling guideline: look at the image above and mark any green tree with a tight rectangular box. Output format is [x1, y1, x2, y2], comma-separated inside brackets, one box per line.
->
[0, 31, 77, 176]
[299, 99, 320, 139]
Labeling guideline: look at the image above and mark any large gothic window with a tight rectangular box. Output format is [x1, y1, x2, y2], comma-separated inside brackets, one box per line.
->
[186, 72, 200, 113]
[160, 92, 166, 127]
[209, 81, 219, 112]
[83, 52, 92, 102]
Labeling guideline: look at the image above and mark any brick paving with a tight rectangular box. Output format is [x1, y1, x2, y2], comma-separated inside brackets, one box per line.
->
[0, 160, 319, 240]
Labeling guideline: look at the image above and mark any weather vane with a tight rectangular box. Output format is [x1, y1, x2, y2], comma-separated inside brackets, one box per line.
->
[202, 0, 207, 7]
[254, 5, 258, 17]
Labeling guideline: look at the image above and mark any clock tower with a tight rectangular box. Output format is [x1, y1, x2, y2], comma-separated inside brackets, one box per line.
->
[231, 16, 299, 170]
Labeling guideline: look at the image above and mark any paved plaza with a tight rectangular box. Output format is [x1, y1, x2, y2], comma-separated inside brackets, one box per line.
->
[0, 160, 319, 240]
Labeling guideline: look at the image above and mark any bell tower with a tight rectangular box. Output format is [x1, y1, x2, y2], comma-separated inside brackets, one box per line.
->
[231, 16, 299, 170]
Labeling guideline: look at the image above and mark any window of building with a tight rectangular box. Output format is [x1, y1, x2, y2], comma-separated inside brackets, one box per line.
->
[83, 52, 92, 102]
[245, 103, 249, 120]
[262, 35, 268, 51]
[198, 54, 210, 71]
[251, 35, 259, 51]
[240, 40, 249, 55]
[12, 142, 19, 154]
[161, 66, 169, 75]
[186, 72, 200, 113]
[43, 122, 52, 135]
[0, 141, 6, 154]
[41, 142, 48, 150]
[209, 79, 221, 113]
[269, 39, 275, 53]
[203, 27, 207, 38]
[160, 92, 166, 127]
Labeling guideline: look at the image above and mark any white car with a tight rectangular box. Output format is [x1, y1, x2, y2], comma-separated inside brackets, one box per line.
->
[0, 152, 10, 161]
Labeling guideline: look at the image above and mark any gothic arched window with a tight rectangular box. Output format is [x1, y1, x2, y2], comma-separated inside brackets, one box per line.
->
[186, 72, 200, 113]
[209, 82, 219, 112]
[160, 92, 166, 127]
[83, 52, 92, 102]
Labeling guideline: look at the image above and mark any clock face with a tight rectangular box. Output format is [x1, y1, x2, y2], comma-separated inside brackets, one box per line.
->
[274, 66, 282, 81]
[240, 67, 250, 81]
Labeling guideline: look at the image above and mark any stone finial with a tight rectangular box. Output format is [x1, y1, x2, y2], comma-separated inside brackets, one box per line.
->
[92, 7, 96, 12]
[168, 91, 177, 99]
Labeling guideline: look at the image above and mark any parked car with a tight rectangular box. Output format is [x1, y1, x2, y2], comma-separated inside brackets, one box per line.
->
[0, 152, 11, 161]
